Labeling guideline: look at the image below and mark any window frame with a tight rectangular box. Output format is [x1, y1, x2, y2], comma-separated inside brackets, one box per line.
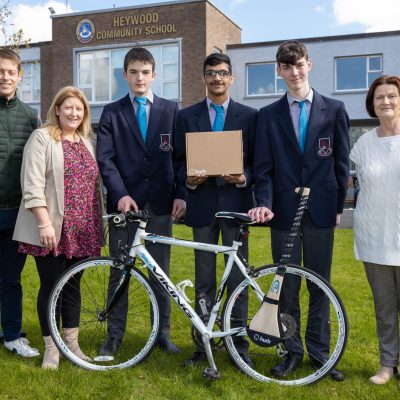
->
[18, 60, 41, 104]
[335, 54, 383, 92]
[246, 61, 286, 97]
[73, 39, 181, 104]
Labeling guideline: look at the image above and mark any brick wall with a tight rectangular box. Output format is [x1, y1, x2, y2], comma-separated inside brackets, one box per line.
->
[205, 2, 241, 55]
[40, 0, 241, 119]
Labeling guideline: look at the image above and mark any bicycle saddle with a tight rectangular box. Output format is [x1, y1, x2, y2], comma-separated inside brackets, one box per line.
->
[215, 211, 253, 225]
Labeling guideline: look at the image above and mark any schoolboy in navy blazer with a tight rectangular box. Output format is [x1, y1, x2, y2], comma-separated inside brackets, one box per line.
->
[98, 93, 186, 214]
[97, 47, 186, 356]
[175, 53, 257, 367]
[253, 90, 350, 230]
[175, 98, 256, 228]
[249, 41, 350, 381]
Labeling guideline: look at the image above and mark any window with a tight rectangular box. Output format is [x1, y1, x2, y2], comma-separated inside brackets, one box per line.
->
[335, 55, 382, 91]
[247, 62, 286, 96]
[77, 42, 180, 103]
[18, 61, 40, 103]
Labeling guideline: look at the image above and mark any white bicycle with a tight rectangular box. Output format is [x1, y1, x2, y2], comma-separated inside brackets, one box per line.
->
[48, 188, 348, 386]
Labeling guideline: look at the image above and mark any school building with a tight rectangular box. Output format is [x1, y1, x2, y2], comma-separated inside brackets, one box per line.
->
[227, 30, 400, 146]
[18, 0, 400, 143]
[18, 0, 241, 124]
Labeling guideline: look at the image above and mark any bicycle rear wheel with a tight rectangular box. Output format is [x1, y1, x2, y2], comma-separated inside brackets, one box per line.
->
[48, 257, 160, 370]
[222, 264, 348, 385]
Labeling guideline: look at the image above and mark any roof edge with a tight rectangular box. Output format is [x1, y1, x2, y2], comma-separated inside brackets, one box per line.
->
[227, 29, 400, 49]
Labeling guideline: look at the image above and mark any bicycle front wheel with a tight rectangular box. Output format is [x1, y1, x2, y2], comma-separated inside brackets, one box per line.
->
[48, 257, 160, 370]
[222, 264, 348, 385]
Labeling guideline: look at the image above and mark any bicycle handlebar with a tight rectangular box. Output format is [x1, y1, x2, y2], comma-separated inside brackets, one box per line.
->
[102, 210, 149, 225]
[103, 188, 310, 227]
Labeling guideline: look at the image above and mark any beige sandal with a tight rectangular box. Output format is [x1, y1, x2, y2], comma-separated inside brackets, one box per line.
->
[369, 366, 395, 385]
[42, 336, 59, 369]
[63, 328, 92, 361]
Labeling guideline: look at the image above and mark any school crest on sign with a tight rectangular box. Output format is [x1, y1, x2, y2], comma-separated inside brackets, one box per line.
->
[76, 19, 95, 44]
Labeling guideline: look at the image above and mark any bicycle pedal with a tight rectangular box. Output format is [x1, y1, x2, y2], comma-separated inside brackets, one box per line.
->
[276, 342, 288, 357]
[202, 367, 220, 381]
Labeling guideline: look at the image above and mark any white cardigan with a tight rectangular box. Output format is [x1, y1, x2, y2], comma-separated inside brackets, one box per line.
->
[350, 128, 400, 266]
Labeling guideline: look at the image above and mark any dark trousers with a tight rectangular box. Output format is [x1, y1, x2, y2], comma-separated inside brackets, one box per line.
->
[271, 211, 334, 361]
[35, 254, 85, 336]
[0, 209, 27, 342]
[193, 218, 249, 352]
[106, 208, 172, 341]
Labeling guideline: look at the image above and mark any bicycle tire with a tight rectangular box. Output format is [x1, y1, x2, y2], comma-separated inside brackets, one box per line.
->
[48, 257, 160, 370]
[222, 264, 348, 385]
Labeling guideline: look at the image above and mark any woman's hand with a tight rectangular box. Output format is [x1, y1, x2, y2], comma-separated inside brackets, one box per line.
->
[31, 207, 57, 250]
[39, 223, 58, 250]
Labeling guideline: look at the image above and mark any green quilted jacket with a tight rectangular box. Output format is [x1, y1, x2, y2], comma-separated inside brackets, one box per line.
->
[0, 95, 39, 209]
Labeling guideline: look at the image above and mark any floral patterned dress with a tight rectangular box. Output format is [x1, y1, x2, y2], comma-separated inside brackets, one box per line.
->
[19, 139, 102, 259]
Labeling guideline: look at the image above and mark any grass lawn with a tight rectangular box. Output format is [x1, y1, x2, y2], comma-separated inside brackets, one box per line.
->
[0, 226, 397, 400]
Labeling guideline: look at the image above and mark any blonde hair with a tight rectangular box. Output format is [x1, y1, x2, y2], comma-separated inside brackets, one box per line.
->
[44, 86, 92, 141]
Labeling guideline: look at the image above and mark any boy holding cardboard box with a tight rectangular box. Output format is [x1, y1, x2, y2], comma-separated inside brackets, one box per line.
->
[175, 53, 257, 367]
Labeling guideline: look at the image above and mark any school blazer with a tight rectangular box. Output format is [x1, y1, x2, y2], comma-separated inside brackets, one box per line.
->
[13, 127, 104, 246]
[175, 98, 258, 228]
[97, 94, 186, 214]
[253, 91, 350, 229]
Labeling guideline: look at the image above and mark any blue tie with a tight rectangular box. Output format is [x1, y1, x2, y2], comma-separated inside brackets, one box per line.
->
[297, 100, 308, 153]
[211, 103, 224, 131]
[135, 97, 147, 141]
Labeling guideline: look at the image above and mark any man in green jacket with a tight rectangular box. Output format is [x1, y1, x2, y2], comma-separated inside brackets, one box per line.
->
[0, 49, 40, 357]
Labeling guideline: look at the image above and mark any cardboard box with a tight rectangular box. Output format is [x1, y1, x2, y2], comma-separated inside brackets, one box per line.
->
[186, 130, 243, 176]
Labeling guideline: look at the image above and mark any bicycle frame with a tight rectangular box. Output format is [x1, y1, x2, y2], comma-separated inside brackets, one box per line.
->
[124, 218, 264, 371]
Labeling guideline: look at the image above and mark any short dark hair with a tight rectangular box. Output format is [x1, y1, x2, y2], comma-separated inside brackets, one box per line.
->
[0, 48, 21, 72]
[276, 40, 310, 66]
[203, 53, 232, 74]
[123, 47, 155, 72]
[365, 75, 400, 118]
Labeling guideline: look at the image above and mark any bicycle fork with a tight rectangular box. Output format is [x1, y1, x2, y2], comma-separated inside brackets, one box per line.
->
[97, 261, 134, 321]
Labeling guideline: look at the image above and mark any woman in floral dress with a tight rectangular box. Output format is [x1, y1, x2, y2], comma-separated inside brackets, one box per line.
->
[13, 86, 102, 369]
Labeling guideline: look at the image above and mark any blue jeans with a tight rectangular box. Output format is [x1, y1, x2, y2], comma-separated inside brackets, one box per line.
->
[0, 209, 27, 342]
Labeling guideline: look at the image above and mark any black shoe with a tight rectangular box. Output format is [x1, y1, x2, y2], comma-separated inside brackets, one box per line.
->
[184, 351, 207, 367]
[157, 337, 181, 354]
[271, 356, 302, 378]
[312, 359, 345, 382]
[239, 351, 254, 369]
[98, 337, 121, 357]
[329, 368, 345, 381]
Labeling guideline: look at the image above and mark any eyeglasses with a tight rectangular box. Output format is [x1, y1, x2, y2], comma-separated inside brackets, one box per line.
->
[204, 70, 231, 79]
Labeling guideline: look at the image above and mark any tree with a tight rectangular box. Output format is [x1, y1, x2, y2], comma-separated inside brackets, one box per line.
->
[0, 0, 30, 51]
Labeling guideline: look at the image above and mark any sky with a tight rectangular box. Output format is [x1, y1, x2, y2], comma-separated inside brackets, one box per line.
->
[2, 0, 400, 44]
